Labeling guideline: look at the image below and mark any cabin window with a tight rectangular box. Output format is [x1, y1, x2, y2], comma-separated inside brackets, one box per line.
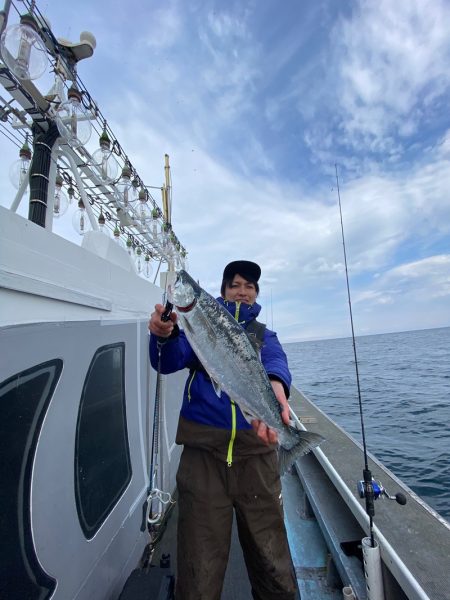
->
[75, 343, 131, 538]
[0, 360, 62, 599]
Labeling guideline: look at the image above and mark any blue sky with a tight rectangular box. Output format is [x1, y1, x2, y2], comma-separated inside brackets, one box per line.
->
[1, 0, 450, 341]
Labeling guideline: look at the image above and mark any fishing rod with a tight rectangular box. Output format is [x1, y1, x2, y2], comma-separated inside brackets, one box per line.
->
[142, 270, 176, 531]
[334, 164, 406, 551]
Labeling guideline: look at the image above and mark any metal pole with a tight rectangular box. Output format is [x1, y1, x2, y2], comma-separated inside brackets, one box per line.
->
[58, 148, 99, 230]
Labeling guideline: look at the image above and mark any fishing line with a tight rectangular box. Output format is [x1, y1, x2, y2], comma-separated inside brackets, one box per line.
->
[334, 163, 376, 546]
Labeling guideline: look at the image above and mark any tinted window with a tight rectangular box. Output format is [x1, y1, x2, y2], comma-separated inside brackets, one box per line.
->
[75, 343, 131, 538]
[0, 360, 61, 599]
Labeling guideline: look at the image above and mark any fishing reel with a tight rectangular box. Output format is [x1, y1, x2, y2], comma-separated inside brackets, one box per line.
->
[358, 478, 407, 505]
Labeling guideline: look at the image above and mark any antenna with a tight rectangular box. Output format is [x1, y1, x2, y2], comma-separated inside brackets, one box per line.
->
[270, 288, 274, 330]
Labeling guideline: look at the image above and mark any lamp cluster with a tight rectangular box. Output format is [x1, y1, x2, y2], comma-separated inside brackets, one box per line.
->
[1, 1, 188, 277]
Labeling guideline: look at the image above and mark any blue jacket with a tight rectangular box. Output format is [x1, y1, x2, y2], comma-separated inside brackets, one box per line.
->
[149, 298, 291, 430]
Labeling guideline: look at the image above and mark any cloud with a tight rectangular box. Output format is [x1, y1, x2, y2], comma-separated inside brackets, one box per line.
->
[140, 4, 182, 50]
[338, 0, 450, 136]
[297, 0, 450, 165]
[1, 0, 449, 343]
[370, 255, 450, 300]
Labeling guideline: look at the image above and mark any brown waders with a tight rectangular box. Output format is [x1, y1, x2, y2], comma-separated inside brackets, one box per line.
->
[175, 441, 298, 600]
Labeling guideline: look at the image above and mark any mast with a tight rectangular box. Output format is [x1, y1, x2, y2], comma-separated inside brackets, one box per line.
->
[163, 153, 171, 226]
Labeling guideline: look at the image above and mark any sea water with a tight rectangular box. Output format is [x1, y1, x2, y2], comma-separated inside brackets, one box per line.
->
[283, 326, 450, 520]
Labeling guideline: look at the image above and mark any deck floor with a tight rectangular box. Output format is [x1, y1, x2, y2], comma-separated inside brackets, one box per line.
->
[151, 499, 253, 599]
[150, 471, 343, 600]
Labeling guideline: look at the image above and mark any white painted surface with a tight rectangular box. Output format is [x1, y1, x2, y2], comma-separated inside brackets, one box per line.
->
[0, 206, 184, 599]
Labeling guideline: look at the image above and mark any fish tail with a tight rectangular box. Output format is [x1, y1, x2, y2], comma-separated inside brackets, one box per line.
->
[278, 428, 324, 474]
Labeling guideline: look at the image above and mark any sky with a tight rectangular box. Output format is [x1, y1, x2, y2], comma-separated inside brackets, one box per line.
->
[1, 0, 450, 342]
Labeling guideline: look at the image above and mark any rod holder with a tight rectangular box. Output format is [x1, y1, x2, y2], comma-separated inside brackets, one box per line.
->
[362, 537, 385, 600]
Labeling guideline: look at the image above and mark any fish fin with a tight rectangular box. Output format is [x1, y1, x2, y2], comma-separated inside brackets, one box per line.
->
[278, 429, 324, 474]
[241, 407, 258, 424]
[211, 378, 222, 397]
[184, 313, 217, 351]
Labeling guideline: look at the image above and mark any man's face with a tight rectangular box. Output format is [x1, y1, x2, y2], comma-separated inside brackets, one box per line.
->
[225, 274, 257, 305]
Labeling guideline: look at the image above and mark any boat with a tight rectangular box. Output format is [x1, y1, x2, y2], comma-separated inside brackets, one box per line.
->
[1, 2, 449, 599]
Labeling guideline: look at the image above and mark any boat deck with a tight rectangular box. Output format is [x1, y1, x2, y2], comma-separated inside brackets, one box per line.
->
[289, 387, 450, 600]
[150, 502, 254, 599]
[121, 386, 450, 600]
[147, 474, 341, 599]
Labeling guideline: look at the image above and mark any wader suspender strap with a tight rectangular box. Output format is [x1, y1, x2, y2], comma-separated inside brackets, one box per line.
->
[246, 319, 266, 350]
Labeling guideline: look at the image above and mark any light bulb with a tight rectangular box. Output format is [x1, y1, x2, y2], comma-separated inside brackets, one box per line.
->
[53, 184, 69, 218]
[98, 210, 109, 235]
[117, 164, 135, 208]
[158, 224, 172, 254]
[53, 171, 68, 217]
[157, 232, 168, 254]
[151, 218, 160, 240]
[113, 223, 123, 246]
[149, 207, 161, 239]
[9, 139, 32, 189]
[138, 202, 152, 227]
[67, 184, 75, 203]
[92, 146, 119, 183]
[159, 232, 175, 269]
[126, 237, 134, 257]
[135, 247, 143, 273]
[137, 188, 151, 226]
[92, 128, 119, 184]
[56, 85, 92, 147]
[132, 178, 140, 201]
[53, 189, 69, 217]
[144, 255, 153, 279]
[0, 15, 47, 80]
[72, 201, 91, 235]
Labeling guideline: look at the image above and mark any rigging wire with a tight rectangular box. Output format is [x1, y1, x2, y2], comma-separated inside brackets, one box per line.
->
[334, 163, 376, 547]
[0, 123, 22, 148]
[1, 0, 186, 261]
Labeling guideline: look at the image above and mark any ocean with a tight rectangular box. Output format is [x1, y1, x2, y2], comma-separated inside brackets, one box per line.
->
[283, 326, 450, 521]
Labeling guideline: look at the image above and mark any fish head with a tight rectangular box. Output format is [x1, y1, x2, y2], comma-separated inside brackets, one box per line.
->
[169, 270, 201, 312]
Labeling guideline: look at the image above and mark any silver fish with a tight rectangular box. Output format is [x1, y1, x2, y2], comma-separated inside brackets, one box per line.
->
[169, 270, 324, 473]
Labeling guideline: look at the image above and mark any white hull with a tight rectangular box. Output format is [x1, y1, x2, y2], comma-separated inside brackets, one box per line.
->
[0, 206, 184, 599]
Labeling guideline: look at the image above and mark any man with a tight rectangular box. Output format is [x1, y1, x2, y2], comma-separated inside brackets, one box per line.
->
[148, 260, 298, 600]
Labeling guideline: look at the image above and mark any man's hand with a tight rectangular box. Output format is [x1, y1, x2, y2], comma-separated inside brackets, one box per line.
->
[251, 380, 290, 445]
[148, 303, 178, 338]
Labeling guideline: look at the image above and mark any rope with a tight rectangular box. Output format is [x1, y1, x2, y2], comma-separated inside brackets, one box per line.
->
[148, 342, 162, 492]
[146, 340, 174, 527]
